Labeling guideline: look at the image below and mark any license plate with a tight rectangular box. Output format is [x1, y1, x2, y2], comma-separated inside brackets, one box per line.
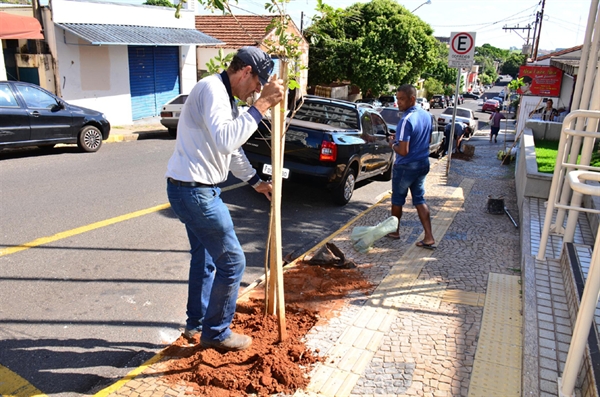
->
[262, 164, 289, 179]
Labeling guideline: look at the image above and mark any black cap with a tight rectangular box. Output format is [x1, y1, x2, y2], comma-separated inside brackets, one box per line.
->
[236, 46, 274, 86]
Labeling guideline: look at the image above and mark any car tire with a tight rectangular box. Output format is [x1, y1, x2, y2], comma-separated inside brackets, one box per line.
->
[168, 128, 177, 138]
[78, 125, 103, 152]
[332, 168, 356, 206]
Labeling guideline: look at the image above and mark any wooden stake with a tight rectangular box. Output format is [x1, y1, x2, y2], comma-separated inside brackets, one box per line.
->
[266, 63, 289, 341]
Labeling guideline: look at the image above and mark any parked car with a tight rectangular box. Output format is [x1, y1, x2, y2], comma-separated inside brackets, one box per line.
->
[482, 99, 500, 112]
[379, 107, 442, 156]
[355, 98, 382, 108]
[430, 95, 446, 109]
[436, 107, 479, 135]
[462, 92, 480, 100]
[243, 96, 394, 205]
[160, 94, 188, 137]
[378, 95, 397, 107]
[0, 81, 110, 152]
[416, 97, 430, 111]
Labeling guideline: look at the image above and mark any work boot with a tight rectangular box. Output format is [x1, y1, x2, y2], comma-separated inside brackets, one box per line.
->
[183, 327, 201, 340]
[201, 332, 252, 351]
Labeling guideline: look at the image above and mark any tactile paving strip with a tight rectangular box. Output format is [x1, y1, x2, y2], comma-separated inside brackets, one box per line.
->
[468, 273, 522, 397]
[442, 289, 486, 307]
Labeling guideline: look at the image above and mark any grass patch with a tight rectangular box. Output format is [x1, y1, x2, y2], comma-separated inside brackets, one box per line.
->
[534, 138, 600, 174]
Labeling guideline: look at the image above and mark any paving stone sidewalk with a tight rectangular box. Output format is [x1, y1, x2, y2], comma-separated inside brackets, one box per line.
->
[100, 130, 523, 397]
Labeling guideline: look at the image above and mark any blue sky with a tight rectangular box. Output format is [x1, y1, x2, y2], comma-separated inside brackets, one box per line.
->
[114, 0, 591, 52]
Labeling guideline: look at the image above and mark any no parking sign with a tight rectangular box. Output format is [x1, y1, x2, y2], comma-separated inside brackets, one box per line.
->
[448, 32, 476, 69]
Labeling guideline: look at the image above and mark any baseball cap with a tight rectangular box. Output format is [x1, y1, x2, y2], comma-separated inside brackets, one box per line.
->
[236, 46, 274, 86]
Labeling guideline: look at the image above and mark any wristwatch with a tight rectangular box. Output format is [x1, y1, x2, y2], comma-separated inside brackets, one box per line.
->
[251, 179, 263, 189]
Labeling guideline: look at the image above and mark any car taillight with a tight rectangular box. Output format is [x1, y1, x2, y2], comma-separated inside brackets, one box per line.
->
[161, 111, 173, 117]
[438, 118, 444, 123]
[320, 140, 337, 162]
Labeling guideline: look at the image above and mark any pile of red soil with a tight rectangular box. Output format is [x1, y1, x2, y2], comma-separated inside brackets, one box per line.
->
[161, 260, 374, 396]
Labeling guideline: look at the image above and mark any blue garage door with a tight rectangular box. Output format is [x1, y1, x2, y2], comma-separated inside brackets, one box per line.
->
[128, 46, 180, 120]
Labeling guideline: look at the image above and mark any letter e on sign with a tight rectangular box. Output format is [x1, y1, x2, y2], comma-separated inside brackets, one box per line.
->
[448, 32, 476, 68]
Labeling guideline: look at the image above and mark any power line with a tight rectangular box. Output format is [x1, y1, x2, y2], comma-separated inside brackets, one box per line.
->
[430, 3, 538, 28]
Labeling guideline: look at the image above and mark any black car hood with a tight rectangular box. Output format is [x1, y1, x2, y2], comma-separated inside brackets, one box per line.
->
[66, 103, 104, 117]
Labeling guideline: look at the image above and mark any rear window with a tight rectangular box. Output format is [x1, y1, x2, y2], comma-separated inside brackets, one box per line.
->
[293, 101, 359, 130]
[380, 108, 404, 126]
[442, 108, 471, 118]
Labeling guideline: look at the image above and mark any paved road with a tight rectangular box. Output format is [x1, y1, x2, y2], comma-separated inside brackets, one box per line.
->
[0, 135, 394, 395]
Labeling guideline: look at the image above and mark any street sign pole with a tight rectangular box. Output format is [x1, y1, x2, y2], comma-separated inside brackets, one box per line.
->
[446, 31, 476, 178]
[445, 70, 462, 176]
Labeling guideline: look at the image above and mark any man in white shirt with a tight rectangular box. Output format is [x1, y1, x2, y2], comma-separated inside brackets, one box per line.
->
[165, 46, 284, 351]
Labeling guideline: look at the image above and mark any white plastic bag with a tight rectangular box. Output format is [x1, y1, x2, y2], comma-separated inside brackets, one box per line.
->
[350, 216, 399, 253]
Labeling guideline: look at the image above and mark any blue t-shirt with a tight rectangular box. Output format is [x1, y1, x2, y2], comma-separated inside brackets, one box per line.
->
[394, 105, 432, 165]
[444, 122, 464, 137]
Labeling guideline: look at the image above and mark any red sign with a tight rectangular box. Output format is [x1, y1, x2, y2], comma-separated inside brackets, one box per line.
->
[517, 65, 563, 96]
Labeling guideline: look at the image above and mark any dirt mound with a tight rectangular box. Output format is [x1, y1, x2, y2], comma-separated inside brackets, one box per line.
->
[161, 260, 374, 396]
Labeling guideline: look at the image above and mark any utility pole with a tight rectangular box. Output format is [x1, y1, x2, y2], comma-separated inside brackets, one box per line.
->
[300, 11, 304, 34]
[533, 0, 547, 61]
[503, 24, 532, 50]
[531, 11, 540, 58]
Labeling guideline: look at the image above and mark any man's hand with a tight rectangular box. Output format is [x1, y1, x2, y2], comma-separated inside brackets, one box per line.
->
[254, 79, 285, 115]
[254, 180, 273, 201]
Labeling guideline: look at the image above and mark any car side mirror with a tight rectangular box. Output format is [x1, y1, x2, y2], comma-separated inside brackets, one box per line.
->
[474, 116, 479, 120]
[55, 100, 65, 110]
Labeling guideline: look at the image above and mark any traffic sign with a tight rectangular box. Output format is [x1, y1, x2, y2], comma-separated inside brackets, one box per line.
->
[448, 32, 476, 69]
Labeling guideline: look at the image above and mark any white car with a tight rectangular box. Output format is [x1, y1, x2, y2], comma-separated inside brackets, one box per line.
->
[160, 94, 188, 137]
[436, 107, 479, 135]
[416, 97, 430, 111]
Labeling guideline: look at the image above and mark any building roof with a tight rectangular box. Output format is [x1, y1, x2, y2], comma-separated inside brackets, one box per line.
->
[537, 45, 583, 61]
[195, 15, 279, 48]
[56, 23, 222, 46]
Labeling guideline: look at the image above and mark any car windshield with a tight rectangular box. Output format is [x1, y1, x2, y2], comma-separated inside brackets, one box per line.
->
[442, 108, 471, 118]
[380, 108, 404, 126]
[293, 101, 359, 130]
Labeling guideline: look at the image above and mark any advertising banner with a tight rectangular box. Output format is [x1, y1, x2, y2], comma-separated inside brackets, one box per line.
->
[517, 65, 563, 96]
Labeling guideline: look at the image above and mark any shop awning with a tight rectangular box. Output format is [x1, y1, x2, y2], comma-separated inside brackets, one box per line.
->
[56, 23, 222, 46]
[0, 12, 44, 40]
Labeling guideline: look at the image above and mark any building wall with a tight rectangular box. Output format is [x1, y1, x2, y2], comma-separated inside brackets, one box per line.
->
[559, 74, 575, 110]
[47, 0, 198, 125]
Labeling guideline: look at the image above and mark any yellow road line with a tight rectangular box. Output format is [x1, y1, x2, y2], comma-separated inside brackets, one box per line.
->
[93, 353, 164, 397]
[0, 365, 46, 397]
[0, 182, 246, 258]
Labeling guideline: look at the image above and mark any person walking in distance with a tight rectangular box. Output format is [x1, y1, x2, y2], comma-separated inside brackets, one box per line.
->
[489, 107, 505, 143]
[165, 47, 284, 351]
[386, 84, 435, 249]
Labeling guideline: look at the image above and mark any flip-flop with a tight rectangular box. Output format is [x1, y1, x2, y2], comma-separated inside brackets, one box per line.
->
[416, 240, 436, 250]
[386, 232, 400, 239]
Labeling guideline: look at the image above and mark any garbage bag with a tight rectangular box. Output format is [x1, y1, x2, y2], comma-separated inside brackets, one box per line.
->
[350, 216, 398, 253]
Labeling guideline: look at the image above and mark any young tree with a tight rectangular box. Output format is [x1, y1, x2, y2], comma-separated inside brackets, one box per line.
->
[305, 0, 437, 96]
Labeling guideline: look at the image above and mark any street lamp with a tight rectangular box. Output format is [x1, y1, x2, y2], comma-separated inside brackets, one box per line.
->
[411, 0, 431, 13]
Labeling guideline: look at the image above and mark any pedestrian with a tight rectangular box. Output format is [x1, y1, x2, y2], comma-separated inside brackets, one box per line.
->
[442, 121, 464, 155]
[386, 84, 435, 249]
[165, 46, 284, 351]
[529, 99, 558, 121]
[489, 107, 505, 143]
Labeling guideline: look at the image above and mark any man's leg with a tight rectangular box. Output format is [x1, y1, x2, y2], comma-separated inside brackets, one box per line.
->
[388, 204, 403, 238]
[416, 203, 434, 245]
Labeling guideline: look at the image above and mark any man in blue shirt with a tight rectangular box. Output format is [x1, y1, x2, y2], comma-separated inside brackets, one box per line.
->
[387, 84, 435, 249]
[443, 121, 465, 155]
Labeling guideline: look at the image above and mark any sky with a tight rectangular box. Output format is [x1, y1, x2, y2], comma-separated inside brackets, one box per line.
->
[198, 0, 592, 52]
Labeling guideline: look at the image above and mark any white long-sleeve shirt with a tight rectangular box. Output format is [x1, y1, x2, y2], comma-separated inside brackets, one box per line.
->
[165, 73, 261, 185]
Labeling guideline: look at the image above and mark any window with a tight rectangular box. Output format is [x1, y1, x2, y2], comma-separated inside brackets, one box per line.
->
[294, 102, 359, 130]
[0, 84, 18, 107]
[15, 85, 58, 109]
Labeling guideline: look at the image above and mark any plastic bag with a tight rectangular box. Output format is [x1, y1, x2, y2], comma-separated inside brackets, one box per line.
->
[350, 216, 399, 253]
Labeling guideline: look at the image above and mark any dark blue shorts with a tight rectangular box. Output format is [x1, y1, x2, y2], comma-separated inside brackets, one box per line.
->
[391, 159, 430, 206]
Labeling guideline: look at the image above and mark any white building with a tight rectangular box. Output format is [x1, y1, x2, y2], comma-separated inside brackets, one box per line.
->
[39, 0, 221, 125]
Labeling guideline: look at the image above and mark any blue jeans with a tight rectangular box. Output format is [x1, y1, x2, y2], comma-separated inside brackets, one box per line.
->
[392, 159, 430, 206]
[166, 182, 246, 342]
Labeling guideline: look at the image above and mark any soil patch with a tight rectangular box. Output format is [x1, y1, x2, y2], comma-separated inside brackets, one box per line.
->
[161, 260, 374, 396]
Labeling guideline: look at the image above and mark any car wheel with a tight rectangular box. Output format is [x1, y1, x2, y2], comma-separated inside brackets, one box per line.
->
[332, 168, 357, 206]
[168, 128, 177, 138]
[78, 125, 103, 152]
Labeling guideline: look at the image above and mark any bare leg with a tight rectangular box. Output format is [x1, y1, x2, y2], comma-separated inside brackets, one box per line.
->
[415, 203, 434, 245]
[387, 204, 403, 238]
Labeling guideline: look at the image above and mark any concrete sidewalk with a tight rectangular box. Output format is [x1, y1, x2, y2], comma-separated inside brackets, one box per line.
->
[104, 121, 169, 143]
[94, 129, 529, 397]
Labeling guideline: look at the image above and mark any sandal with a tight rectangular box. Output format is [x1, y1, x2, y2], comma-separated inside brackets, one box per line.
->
[416, 240, 436, 250]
